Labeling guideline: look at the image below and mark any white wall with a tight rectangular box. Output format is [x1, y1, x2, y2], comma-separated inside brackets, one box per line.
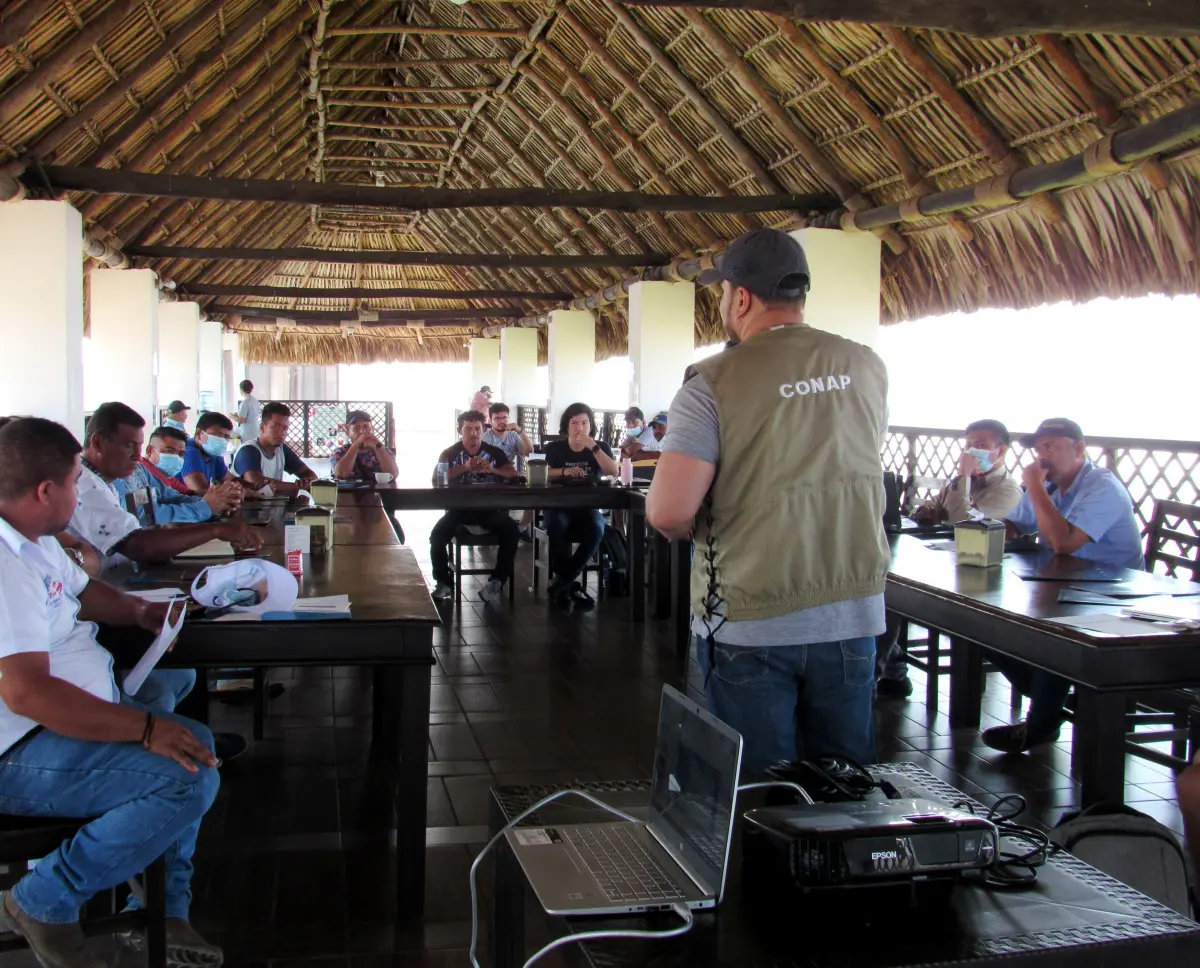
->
[85, 268, 158, 425]
[791, 227, 881, 348]
[158, 301, 200, 426]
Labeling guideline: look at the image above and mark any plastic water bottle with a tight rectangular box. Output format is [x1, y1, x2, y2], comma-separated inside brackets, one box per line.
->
[620, 457, 633, 485]
[435, 462, 449, 487]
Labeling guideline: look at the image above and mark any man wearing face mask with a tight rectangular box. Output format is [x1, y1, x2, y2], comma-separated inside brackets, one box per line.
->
[114, 426, 241, 525]
[983, 418, 1143, 753]
[180, 412, 238, 495]
[646, 228, 890, 777]
[910, 419, 1022, 525]
[878, 419, 1023, 698]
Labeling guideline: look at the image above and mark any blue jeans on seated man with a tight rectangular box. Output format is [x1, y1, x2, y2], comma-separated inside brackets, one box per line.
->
[126, 669, 197, 714]
[695, 634, 877, 777]
[984, 650, 1072, 737]
[0, 710, 219, 923]
[545, 509, 605, 587]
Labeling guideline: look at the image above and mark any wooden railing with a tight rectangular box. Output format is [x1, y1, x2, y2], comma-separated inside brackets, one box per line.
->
[882, 425, 1200, 536]
[275, 400, 395, 458]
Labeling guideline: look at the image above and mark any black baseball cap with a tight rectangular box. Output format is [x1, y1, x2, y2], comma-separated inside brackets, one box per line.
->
[166, 400, 189, 413]
[624, 407, 644, 421]
[1020, 418, 1084, 448]
[346, 409, 372, 425]
[716, 228, 811, 301]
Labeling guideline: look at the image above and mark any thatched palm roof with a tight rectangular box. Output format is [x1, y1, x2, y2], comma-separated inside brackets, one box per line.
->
[2, 0, 1198, 364]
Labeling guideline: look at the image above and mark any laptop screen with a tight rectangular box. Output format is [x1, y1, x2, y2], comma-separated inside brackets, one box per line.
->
[648, 685, 743, 898]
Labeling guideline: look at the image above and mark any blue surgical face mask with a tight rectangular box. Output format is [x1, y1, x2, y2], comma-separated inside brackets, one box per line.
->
[163, 418, 186, 431]
[155, 452, 185, 477]
[200, 433, 228, 458]
[965, 447, 997, 473]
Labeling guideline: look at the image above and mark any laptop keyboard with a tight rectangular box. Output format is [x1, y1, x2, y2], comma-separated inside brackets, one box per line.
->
[567, 825, 686, 903]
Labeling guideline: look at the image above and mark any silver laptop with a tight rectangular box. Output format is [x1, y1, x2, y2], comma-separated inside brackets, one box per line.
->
[505, 684, 743, 916]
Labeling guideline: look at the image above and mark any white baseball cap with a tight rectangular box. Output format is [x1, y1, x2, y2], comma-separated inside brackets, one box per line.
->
[190, 559, 298, 615]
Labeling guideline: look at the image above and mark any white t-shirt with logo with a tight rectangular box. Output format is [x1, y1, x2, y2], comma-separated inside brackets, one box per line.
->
[66, 465, 141, 568]
[0, 516, 118, 754]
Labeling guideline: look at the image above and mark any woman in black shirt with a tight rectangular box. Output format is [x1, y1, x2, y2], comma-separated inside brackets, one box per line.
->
[541, 402, 619, 608]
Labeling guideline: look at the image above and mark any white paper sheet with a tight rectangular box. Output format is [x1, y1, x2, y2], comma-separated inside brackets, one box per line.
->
[1047, 612, 1184, 636]
[293, 595, 350, 611]
[126, 587, 187, 602]
[175, 539, 235, 559]
[122, 601, 187, 695]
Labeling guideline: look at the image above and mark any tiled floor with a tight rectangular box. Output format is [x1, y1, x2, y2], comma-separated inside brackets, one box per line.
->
[15, 511, 1190, 967]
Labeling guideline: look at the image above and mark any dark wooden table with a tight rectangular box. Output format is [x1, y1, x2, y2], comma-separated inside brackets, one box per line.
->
[375, 483, 648, 621]
[487, 765, 1200, 968]
[886, 534, 1200, 804]
[104, 499, 439, 917]
[242, 491, 399, 546]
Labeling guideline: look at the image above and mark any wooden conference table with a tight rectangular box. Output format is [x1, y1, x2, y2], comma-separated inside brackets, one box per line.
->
[886, 534, 1200, 804]
[102, 490, 440, 917]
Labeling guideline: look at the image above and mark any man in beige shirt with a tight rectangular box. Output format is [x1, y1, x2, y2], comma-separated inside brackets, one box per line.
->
[877, 419, 1021, 698]
[911, 419, 1022, 525]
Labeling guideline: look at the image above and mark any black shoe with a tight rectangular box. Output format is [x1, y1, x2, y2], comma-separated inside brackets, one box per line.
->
[981, 721, 1060, 753]
[213, 732, 248, 763]
[0, 891, 104, 968]
[547, 578, 571, 608]
[568, 582, 595, 611]
[875, 676, 913, 699]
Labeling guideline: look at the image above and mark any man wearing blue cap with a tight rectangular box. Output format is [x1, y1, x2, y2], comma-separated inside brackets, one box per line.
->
[645, 228, 890, 776]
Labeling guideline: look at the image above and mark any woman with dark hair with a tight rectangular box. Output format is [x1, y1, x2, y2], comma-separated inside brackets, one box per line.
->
[541, 403, 620, 609]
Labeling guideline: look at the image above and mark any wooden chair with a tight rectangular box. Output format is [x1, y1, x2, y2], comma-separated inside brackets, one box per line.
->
[1125, 500, 1200, 770]
[452, 526, 516, 604]
[529, 509, 604, 595]
[0, 816, 167, 966]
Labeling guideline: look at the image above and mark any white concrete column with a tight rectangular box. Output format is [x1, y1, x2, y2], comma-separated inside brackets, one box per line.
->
[547, 309, 595, 427]
[499, 327, 539, 407]
[468, 337, 500, 398]
[789, 228, 882, 347]
[84, 268, 159, 426]
[198, 317, 223, 411]
[158, 301, 201, 428]
[221, 330, 243, 412]
[628, 280, 695, 415]
[0, 200, 84, 434]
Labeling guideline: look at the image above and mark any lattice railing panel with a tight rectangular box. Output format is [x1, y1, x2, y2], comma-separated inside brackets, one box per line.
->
[882, 426, 1200, 537]
[275, 400, 394, 458]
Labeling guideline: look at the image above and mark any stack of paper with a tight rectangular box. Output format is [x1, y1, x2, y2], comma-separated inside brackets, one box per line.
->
[175, 539, 235, 559]
[293, 595, 351, 612]
[127, 587, 187, 602]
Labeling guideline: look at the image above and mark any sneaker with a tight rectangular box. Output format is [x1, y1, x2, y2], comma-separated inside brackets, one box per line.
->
[213, 732, 247, 763]
[478, 579, 504, 607]
[0, 890, 105, 968]
[981, 721, 1060, 753]
[875, 676, 914, 699]
[119, 917, 224, 967]
[431, 582, 454, 601]
[547, 578, 571, 608]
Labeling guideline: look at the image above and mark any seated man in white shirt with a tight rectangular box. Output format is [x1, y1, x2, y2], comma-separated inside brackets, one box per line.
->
[0, 416, 223, 968]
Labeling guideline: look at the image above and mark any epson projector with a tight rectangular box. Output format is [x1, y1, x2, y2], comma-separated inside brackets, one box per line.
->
[742, 799, 998, 891]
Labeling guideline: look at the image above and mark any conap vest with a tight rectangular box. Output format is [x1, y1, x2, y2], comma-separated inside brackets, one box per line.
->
[690, 324, 890, 623]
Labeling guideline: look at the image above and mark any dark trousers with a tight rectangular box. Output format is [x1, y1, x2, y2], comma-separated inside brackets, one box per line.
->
[985, 649, 1072, 735]
[545, 509, 605, 586]
[430, 510, 520, 585]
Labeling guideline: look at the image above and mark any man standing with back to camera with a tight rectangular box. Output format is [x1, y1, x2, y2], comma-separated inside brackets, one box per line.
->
[647, 228, 890, 776]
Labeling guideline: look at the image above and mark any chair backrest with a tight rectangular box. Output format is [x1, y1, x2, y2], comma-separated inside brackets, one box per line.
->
[123, 486, 155, 522]
[1144, 499, 1200, 582]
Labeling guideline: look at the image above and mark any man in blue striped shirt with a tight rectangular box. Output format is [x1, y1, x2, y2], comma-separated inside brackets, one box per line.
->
[114, 426, 240, 526]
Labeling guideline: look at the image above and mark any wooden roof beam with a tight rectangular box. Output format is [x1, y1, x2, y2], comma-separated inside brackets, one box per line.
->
[329, 134, 450, 149]
[322, 84, 492, 95]
[35, 165, 836, 213]
[620, 0, 1200, 38]
[325, 99, 473, 111]
[681, 11, 906, 254]
[325, 58, 507, 70]
[326, 25, 526, 38]
[210, 305, 522, 321]
[175, 283, 570, 301]
[601, 0, 780, 194]
[124, 246, 671, 270]
[326, 119, 459, 133]
[325, 156, 443, 165]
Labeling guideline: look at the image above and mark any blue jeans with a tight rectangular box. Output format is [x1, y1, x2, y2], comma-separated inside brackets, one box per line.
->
[545, 509, 605, 586]
[696, 635, 877, 777]
[984, 650, 1072, 735]
[127, 669, 197, 714]
[0, 713, 219, 923]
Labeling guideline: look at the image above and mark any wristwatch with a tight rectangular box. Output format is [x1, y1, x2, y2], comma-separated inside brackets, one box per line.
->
[65, 548, 85, 569]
